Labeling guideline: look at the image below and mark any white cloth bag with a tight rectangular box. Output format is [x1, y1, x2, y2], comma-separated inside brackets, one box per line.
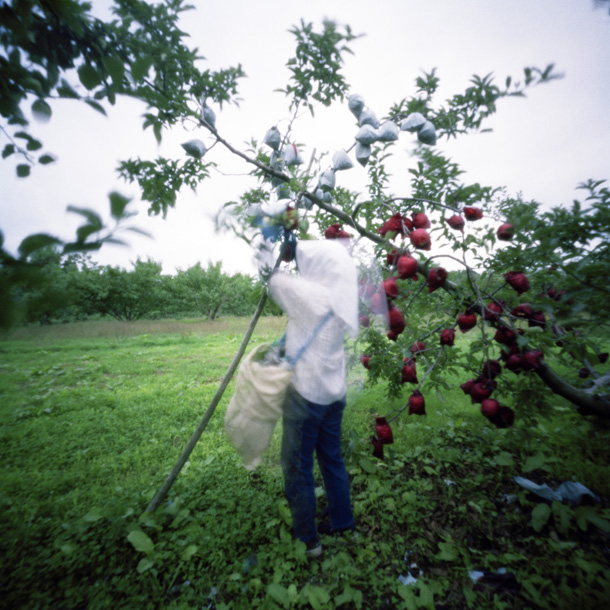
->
[224, 342, 293, 471]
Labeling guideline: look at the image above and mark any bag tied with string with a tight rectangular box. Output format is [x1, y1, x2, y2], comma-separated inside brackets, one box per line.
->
[224, 312, 333, 471]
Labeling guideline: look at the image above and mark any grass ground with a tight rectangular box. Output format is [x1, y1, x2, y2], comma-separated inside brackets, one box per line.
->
[0, 317, 609, 609]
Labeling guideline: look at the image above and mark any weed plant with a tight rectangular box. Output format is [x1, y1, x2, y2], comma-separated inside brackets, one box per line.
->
[0, 318, 609, 609]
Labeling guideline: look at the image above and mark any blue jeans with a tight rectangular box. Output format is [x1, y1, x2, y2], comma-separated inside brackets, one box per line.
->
[281, 386, 354, 545]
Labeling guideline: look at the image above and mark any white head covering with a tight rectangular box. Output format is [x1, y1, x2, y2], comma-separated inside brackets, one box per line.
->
[296, 239, 359, 338]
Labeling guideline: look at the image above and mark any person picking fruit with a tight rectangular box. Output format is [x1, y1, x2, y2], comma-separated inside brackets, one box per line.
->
[267, 239, 358, 558]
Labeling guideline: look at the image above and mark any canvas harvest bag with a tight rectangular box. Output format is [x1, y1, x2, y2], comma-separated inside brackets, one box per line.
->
[224, 312, 333, 470]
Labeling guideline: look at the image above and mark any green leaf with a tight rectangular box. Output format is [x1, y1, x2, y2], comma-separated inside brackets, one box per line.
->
[267, 583, 290, 608]
[307, 586, 330, 610]
[137, 558, 154, 573]
[84, 99, 107, 116]
[31, 99, 52, 122]
[531, 503, 551, 532]
[182, 544, 198, 560]
[57, 79, 80, 99]
[38, 154, 57, 165]
[83, 508, 103, 522]
[76, 224, 100, 243]
[109, 191, 131, 220]
[102, 55, 125, 84]
[78, 64, 102, 90]
[2, 144, 15, 159]
[437, 540, 459, 561]
[16, 164, 31, 178]
[523, 454, 549, 473]
[66, 206, 103, 230]
[25, 138, 43, 151]
[18, 233, 62, 258]
[492, 451, 514, 467]
[127, 529, 154, 554]
[131, 55, 153, 82]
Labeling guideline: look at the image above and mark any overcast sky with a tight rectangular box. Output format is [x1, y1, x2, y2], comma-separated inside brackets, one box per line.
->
[1, 0, 609, 276]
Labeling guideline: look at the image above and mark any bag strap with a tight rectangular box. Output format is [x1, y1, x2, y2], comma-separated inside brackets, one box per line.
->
[286, 310, 334, 367]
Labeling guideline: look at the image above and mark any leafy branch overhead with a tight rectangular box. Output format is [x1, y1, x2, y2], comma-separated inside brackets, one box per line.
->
[2, 1, 609, 428]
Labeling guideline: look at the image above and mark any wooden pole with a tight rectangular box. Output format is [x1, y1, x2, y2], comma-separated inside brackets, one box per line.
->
[145, 288, 269, 512]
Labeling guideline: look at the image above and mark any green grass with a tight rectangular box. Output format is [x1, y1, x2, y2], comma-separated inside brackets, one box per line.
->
[1, 317, 609, 609]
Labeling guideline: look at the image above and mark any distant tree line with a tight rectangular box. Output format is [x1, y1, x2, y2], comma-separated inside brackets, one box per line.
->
[4, 246, 277, 325]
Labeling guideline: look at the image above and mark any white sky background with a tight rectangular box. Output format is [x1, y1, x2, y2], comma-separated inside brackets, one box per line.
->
[1, 0, 609, 276]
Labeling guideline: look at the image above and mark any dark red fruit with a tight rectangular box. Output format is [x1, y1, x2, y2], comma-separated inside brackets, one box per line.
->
[408, 390, 426, 415]
[370, 436, 384, 459]
[412, 212, 431, 229]
[440, 328, 455, 347]
[504, 272, 530, 295]
[387, 249, 401, 266]
[409, 228, 431, 251]
[460, 379, 475, 395]
[397, 255, 418, 280]
[511, 304, 535, 319]
[388, 307, 406, 335]
[361, 355, 371, 370]
[427, 267, 447, 293]
[494, 326, 517, 346]
[378, 213, 412, 239]
[481, 398, 501, 419]
[497, 223, 514, 240]
[324, 222, 350, 239]
[369, 292, 386, 315]
[410, 341, 426, 355]
[401, 359, 418, 384]
[463, 207, 483, 221]
[383, 277, 399, 300]
[375, 417, 394, 444]
[457, 312, 477, 333]
[484, 302, 503, 323]
[482, 359, 502, 378]
[359, 314, 371, 328]
[470, 381, 494, 403]
[446, 214, 465, 231]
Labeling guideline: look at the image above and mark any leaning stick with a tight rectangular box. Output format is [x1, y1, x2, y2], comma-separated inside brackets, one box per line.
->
[145, 287, 269, 512]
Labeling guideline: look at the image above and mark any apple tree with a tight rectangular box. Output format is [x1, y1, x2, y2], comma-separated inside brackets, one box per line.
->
[2, 0, 609, 431]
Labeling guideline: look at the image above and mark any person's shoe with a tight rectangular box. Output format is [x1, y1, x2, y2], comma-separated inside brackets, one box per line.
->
[305, 540, 323, 559]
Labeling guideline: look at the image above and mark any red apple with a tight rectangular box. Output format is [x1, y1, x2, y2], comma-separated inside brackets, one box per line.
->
[412, 212, 431, 229]
[401, 359, 418, 384]
[410, 340, 426, 355]
[460, 379, 475, 395]
[387, 249, 401, 266]
[440, 328, 455, 347]
[446, 214, 465, 231]
[496, 223, 514, 240]
[371, 435, 384, 459]
[408, 390, 426, 415]
[369, 292, 387, 314]
[361, 355, 371, 370]
[457, 312, 477, 333]
[463, 207, 483, 221]
[388, 307, 406, 335]
[359, 314, 371, 328]
[481, 398, 501, 419]
[494, 326, 517, 345]
[482, 359, 502, 378]
[483, 302, 503, 323]
[427, 267, 448, 293]
[375, 417, 394, 444]
[397, 255, 418, 279]
[504, 271, 530, 295]
[378, 213, 412, 239]
[409, 228, 431, 251]
[383, 277, 399, 300]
